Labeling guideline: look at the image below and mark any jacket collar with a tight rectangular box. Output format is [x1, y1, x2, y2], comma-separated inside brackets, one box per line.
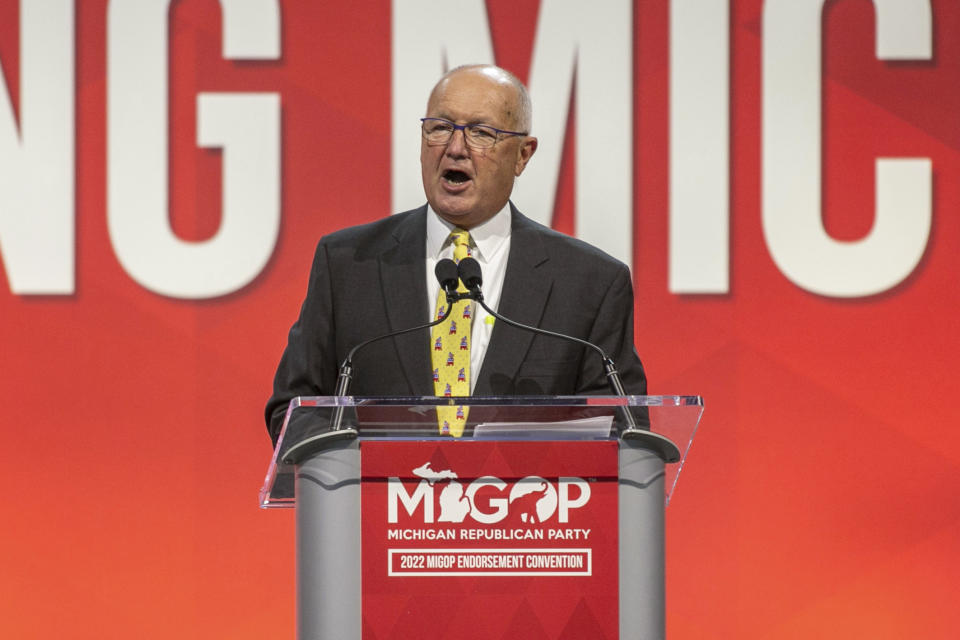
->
[378, 203, 554, 397]
[473, 203, 551, 394]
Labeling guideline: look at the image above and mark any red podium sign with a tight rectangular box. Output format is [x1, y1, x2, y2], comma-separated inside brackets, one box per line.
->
[361, 440, 620, 639]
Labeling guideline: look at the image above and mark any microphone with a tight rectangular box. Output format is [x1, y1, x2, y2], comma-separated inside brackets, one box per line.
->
[328, 261, 459, 431]
[434, 258, 461, 305]
[457, 256, 483, 295]
[456, 257, 641, 432]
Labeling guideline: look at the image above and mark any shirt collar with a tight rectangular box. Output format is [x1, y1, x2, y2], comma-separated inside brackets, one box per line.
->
[426, 202, 512, 261]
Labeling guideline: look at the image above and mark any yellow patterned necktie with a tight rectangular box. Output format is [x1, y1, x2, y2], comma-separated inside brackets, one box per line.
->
[431, 229, 473, 436]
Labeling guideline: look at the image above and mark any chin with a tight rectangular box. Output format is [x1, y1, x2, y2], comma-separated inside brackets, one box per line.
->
[432, 198, 475, 220]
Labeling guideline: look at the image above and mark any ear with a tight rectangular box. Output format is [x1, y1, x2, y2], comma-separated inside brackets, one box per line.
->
[514, 136, 538, 176]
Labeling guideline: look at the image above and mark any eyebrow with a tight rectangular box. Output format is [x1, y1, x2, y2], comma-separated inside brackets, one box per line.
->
[433, 113, 494, 127]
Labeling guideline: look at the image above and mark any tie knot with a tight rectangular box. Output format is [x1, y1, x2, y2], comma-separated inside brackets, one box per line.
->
[450, 229, 471, 263]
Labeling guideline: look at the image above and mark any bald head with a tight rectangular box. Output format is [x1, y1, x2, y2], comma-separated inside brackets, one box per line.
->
[428, 65, 532, 133]
[420, 63, 538, 228]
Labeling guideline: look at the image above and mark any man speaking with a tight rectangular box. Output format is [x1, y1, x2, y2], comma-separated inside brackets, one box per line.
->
[265, 64, 646, 443]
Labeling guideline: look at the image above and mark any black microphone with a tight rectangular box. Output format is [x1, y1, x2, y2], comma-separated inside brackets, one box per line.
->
[456, 257, 641, 432]
[434, 258, 461, 305]
[458, 256, 483, 295]
[328, 261, 459, 431]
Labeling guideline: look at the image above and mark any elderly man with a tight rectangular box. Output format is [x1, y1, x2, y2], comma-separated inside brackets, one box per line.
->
[265, 64, 646, 443]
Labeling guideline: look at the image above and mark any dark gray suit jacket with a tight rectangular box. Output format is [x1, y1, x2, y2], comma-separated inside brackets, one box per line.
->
[265, 204, 646, 443]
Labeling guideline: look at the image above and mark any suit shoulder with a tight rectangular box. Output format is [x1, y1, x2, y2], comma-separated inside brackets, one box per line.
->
[514, 210, 630, 277]
[319, 207, 423, 246]
[313, 207, 425, 259]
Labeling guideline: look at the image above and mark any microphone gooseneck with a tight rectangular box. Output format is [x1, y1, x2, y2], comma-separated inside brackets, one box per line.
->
[455, 257, 640, 431]
[329, 260, 459, 430]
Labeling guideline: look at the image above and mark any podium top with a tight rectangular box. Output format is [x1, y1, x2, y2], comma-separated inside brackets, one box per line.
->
[259, 395, 703, 508]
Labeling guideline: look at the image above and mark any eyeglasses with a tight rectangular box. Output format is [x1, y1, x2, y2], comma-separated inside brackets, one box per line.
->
[420, 117, 527, 149]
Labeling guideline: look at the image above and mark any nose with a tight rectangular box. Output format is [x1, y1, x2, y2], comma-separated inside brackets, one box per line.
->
[444, 127, 469, 158]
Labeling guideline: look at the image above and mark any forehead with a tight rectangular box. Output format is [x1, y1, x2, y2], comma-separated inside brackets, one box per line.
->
[427, 71, 518, 126]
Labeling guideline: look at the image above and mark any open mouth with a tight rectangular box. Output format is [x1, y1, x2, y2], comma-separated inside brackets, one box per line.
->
[442, 169, 471, 185]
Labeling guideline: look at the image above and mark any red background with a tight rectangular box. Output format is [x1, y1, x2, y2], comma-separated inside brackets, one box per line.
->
[2, 1, 959, 638]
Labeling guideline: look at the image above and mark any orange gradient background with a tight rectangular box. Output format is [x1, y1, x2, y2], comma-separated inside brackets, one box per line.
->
[2, 1, 959, 638]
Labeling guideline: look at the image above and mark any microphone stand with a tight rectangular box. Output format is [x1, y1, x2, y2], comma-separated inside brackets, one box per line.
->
[461, 285, 641, 432]
[329, 288, 459, 432]
[456, 258, 679, 459]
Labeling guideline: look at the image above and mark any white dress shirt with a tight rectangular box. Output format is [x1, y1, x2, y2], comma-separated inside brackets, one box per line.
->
[425, 203, 511, 393]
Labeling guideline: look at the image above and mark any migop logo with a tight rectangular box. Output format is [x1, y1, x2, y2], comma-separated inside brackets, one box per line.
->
[387, 462, 591, 525]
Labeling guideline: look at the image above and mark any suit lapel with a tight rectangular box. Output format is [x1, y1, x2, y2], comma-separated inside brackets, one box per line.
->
[380, 207, 434, 395]
[474, 206, 552, 394]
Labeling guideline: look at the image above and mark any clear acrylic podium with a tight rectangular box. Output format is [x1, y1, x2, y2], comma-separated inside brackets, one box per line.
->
[260, 395, 703, 640]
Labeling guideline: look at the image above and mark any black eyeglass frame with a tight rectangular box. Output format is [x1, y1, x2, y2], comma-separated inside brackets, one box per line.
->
[420, 117, 529, 149]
